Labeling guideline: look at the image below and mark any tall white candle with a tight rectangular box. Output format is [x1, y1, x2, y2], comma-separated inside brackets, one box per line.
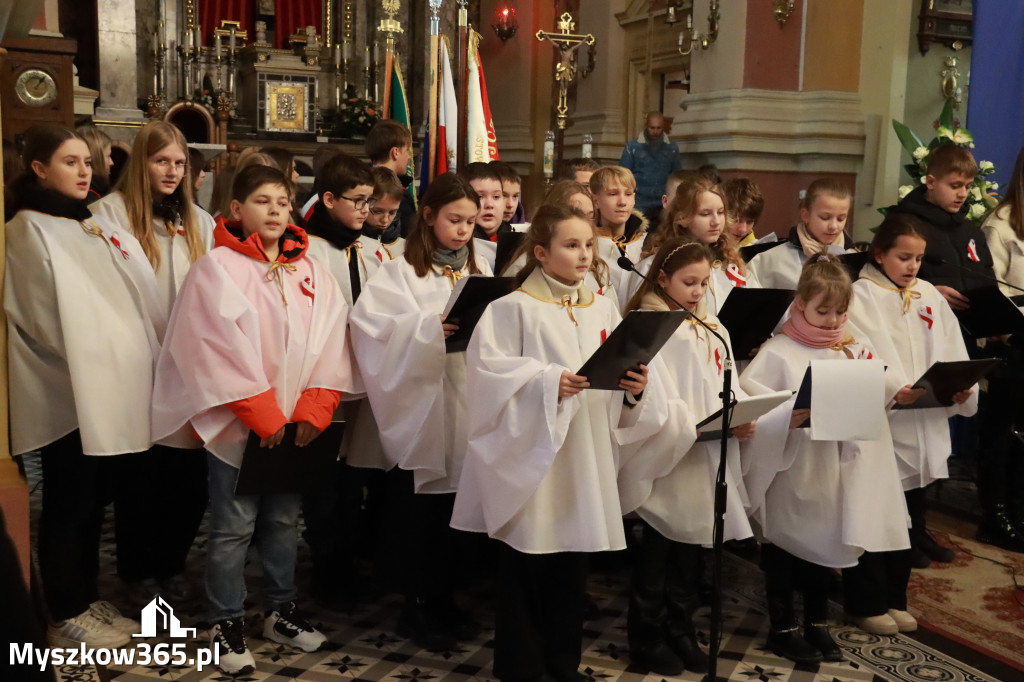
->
[214, 34, 222, 58]
[334, 44, 342, 67]
[195, 25, 202, 49]
[229, 31, 237, 52]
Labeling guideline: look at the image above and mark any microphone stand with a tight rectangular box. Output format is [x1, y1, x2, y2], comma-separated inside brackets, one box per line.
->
[924, 254, 1024, 294]
[618, 256, 732, 682]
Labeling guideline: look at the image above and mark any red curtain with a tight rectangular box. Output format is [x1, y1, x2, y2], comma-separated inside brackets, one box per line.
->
[274, 0, 322, 49]
[197, 0, 252, 46]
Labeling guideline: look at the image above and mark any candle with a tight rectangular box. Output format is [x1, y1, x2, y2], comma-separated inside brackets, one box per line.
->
[334, 44, 342, 67]
[229, 30, 237, 52]
[343, 40, 352, 60]
[194, 25, 202, 49]
[582, 134, 593, 159]
[215, 34, 222, 58]
[374, 42, 380, 64]
[543, 131, 555, 176]
[687, 14, 693, 30]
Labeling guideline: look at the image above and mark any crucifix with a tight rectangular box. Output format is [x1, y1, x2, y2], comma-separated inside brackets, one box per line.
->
[537, 12, 595, 171]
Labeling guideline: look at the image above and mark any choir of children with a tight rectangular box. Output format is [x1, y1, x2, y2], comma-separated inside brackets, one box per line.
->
[8, 120, 1015, 680]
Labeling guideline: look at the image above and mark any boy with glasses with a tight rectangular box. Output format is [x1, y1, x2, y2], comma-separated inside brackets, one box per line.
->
[365, 166, 407, 260]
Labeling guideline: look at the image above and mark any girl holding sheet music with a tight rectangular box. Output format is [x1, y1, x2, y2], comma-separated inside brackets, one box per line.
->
[739, 256, 910, 665]
[348, 174, 490, 650]
[451, 204, 656, 682]
[617, 237, 755, 676]
[845, 214, 976, 634]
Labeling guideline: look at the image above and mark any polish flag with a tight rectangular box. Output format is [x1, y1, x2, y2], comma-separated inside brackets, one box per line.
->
[725, 262, 747, 287]
[967, 238, 980, 263]
[436, 39, 458, 174]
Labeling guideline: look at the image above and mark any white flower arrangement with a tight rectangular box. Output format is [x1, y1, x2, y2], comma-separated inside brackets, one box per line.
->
[884, 100, 1001, 225]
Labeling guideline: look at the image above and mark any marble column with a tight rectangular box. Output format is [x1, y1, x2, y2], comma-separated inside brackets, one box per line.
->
[95, 0, 145, 123]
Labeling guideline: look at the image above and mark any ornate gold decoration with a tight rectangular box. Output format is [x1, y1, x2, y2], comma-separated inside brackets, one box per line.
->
[772, 0, 796, 26]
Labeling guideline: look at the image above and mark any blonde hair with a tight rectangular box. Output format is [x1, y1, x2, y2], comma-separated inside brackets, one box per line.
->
[76, 124, 112, 182]
[115, 121, 204, 270]
[589, 166, 636, 194]
[644, 178, 744, 272]
[625, 236, 713, 313]
[796, 255, 853, 309]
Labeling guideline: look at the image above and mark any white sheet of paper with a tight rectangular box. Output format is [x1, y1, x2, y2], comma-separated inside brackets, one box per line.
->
[810, 359, 885, 441]
[696, 390, 794, 434]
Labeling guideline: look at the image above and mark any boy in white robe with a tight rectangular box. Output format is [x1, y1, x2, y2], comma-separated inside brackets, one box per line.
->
[590, 166, 648, 312]
[462, 162, 514, 271]
[151, 166, 354, 675]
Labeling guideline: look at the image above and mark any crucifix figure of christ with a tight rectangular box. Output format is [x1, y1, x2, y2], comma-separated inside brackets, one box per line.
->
[537, 12, 595, 170]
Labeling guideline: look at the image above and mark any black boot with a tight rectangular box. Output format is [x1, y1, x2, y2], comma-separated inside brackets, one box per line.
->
[396, 597, 458, 650]
[629, 640, 685, 676]
[766, 627, 823, 664]
[667, 632, 708, 674]
[911, 528, 955, 563]
[804, 623, 843, 662]
[977, 504, 1024, 553]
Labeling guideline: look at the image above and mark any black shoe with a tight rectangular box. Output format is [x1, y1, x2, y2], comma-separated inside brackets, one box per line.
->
[436, 596, 481, 642]
[397, 598, 458, 650]
[667, 633, 708, 674]
[766, 628, 823, 664]
[629, 641, 684, 676]
[977, 507, 1024, 553]
[582, 593, 601, 621]
[909, 547, 932, 569]
[912, 530, 955, 563]
[545, 668, 587, 682]
[804, 624, 843, 662]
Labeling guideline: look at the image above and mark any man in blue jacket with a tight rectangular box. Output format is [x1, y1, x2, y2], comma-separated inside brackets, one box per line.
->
[619, 112, 681, 226]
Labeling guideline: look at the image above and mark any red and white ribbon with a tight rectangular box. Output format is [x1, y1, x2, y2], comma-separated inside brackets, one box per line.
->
[919, 304, 934, 330]
[301, 194, 320, 222]
[714, 347, 722, 373]
[725, 262, 747, 287]
[967, 238, 980, 263]
[109, 233, 131, 260]
[300, 276, 316, 306]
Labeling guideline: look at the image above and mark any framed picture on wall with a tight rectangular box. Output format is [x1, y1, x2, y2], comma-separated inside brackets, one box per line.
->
[918, 0, 973, 54]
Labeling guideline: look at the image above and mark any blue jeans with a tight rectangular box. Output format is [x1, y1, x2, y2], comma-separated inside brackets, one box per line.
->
[205, 453, 301, 621]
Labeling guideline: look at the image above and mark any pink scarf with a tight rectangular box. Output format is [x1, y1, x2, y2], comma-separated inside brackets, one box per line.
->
[781, 303, 849, 349]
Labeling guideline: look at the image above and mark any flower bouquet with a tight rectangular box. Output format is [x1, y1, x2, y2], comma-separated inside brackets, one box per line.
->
[330, 95, 381, 140]
[884, 100, 1000, 225]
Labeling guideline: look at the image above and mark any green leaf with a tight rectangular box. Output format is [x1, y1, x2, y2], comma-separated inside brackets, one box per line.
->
[939, 99, 955, 130]
[892, 120, 924, 155]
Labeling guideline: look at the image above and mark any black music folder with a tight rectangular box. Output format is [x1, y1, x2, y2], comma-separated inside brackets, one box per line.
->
[955, 285, 1024, 338]
[235, 421, 346, 495]
[792, 365, 812, 428]
[577, 310, 685, 390]
[717, 288, 794, 358]
[740, 239, 786, 263]
[494, 231, 526, 276]
[892, 358, 1001, 410]
[441, 276, 517, 353]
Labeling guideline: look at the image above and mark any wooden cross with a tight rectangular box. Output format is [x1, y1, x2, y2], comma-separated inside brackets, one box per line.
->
[536, 12, 595, 132]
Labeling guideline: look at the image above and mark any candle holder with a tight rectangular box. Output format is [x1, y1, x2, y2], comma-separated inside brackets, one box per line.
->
[677, 0, 720, 56]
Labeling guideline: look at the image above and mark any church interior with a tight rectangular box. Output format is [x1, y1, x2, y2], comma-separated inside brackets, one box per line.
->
[1, 1, 1023, 681]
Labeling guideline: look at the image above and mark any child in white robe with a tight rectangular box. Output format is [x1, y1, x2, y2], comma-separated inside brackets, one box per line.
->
[349, 173, 491, 650]
[617, 237, 756, 676]
[590, 166, 648, 311]
[747, 178, 856, 290]
[151, 165, 354, 674]
[451, 204, 656, 682]
[739, 256, 910, 665]
[628, 178, 759, 314]
[5, 125, 160, 648]
[844, 214, 976, 634]
[365, 166, 406, 261]
[88, 121, 216, 604]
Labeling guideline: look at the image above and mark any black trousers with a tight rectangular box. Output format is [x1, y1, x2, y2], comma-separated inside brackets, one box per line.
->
[39, 431, 118, 620]
[494, 544, 587, 681]
[627, 520, 700, 649]
[301, 459, 367, 591]
[113, 445, 207, 582]
[761, 543, 831, 629]
[978, 358, 1024, 518]
[841, 549, 912, 617]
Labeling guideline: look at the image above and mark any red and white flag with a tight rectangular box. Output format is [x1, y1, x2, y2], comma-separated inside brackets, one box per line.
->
[436, 39, 458, 174]
[466, 30, 500, 163]
[967, 238, 980, 263]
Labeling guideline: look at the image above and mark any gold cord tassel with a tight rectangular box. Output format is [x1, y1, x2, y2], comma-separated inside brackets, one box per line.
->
[561, 295, 579, 326]
[266, 261, 297, 304]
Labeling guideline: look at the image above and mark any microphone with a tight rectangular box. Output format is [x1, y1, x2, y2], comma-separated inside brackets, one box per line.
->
[922, 253, 1024, 294]
[616, 255, 733, 363]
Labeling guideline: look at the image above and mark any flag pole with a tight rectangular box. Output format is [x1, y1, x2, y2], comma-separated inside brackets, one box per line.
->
[456, 0, 469, 171]
[427, 0, 443, 182]
[378, 0, 404, 119]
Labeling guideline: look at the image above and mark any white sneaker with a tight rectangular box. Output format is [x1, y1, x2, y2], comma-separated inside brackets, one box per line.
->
[48, 609, 132, 649]
[847, 613, 899, 635]
[211, 618, 256, 675]
[263, 602, 326, 652]
[89, 601, 141, 635]
[887, 609, 918, 632]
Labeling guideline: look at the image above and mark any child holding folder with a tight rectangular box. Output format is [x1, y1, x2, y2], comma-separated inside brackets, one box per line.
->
[739, 256, 910, 664]
[451, 204, 657, 682]
[845, 214, 976, 633]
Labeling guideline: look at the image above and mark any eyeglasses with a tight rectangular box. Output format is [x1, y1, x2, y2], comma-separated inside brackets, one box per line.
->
[339, 194, 375, 210]
[369, 206, 399, 221]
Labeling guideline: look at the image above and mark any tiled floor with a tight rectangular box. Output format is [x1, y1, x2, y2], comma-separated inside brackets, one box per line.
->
[20, 453, 1013, 682]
